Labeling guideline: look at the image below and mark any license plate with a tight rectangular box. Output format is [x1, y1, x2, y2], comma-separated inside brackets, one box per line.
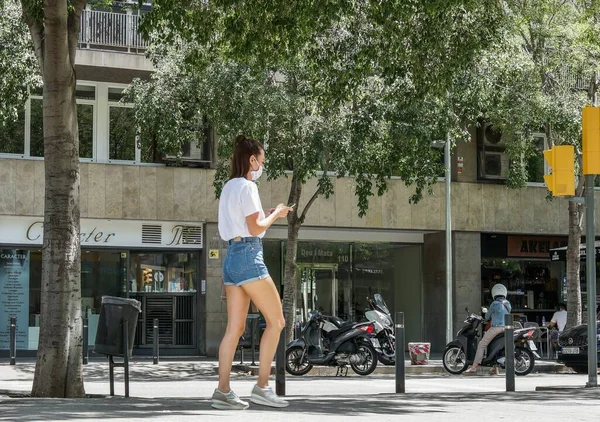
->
[527, 340, 538, 351]
[562, 347, 580, 355]
[371, 339, 380, 348]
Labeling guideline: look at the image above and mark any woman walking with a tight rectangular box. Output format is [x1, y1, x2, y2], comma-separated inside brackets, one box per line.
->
[211, 135, 293, 410]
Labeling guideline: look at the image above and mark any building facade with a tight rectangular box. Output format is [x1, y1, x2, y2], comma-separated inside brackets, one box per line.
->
[1, 4, 598, 357]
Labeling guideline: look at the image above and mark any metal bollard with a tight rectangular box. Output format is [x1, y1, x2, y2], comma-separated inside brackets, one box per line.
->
[123, 319, 130, 398]
[9, 317, 16, 366]
[83, 317, 89, 365]
[275, 326, 286, 396]
[395, 312, 405, 394]
[504, 314, 515, 392]
[153, 318, 159, 365]
[250, 318, 257, 366]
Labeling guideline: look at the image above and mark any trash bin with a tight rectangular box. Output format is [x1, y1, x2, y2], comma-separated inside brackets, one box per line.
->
[408, 342, 430, 365]
[94, 296, 141, 357]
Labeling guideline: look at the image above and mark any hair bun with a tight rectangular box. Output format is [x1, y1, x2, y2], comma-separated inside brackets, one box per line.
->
[235, 134, 247, 146]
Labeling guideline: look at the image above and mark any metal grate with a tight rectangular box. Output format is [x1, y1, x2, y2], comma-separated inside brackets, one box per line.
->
[145, 296, 174, 345]
[175, 321, 194, 346]
[174, 296, 195, 346]
[180, 226, 202, 245]
[142, 225, 162, 244]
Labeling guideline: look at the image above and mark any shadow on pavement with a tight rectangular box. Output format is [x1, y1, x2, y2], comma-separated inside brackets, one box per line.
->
[1, 390, 599, 421]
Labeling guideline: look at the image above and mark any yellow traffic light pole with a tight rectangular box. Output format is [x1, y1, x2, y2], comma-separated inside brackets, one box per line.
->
[544, 104, 599, 387]
[582, 105, 599, 388]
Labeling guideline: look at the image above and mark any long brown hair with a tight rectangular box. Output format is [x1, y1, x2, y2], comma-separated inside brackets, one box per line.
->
[229, 135, 264, 180]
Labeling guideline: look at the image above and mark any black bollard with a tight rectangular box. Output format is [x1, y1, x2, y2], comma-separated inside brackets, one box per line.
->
[395, 312, 405, 394]
[153, 318, 159, 365]
[250, 317, 257, 366]
[504, 313, 515, 392]
[275, 326, 286, 396]
[123, 319, 130, 398]
[9, 317, 16, 366]
[83, 317, 89, 365]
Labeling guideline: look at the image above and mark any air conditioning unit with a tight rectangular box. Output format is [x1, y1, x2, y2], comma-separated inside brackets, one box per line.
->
[480, 151, 509, 180]
[481, 122, 505, 148]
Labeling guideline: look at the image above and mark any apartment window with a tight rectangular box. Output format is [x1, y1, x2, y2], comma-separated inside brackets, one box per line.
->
[526, 133, 547, 184]
[108, 87, 138, 162]
[27, 86, 96, 159]
[0, 111, 26, 155]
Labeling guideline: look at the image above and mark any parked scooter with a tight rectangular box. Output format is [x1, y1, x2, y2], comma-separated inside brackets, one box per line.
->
[285, 310, 379, 376]
[365, 294, 396, 365]
[443, 307, 538, 376]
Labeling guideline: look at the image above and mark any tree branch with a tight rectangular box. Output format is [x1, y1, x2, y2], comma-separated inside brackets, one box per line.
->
[68, 1, 87, 68]
[21, 1, 45, 73]
[299, 189, 320, 223]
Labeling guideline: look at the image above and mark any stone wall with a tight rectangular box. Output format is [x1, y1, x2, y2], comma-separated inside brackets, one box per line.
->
[453, 232, 482, 333]
[0, 158, 587, 234]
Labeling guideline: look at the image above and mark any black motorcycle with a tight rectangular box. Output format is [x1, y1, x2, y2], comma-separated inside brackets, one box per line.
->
[443, 307, 537, 376]
[365, 294, 395, 365]
[285, 311, 379, 376]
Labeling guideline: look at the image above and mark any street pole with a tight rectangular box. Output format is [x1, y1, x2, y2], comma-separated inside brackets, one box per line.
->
[445, 133, 453, 344]
[586, 77, 599, 388]
[504, 314, 515, 392]
[395, 312, 405, 394]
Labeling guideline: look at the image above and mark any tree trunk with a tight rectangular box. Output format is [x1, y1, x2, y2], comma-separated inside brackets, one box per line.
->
[30, 0, 86, 398]
[566, 200, 583, 329]
[282, 175, 303, 342]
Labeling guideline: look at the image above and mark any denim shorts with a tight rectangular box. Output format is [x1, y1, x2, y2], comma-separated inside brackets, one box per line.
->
[222, 237, 270, 286]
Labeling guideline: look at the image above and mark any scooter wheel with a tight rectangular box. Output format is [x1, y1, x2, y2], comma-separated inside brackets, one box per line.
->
[285, 346, 313, 376]
[514, 347, 535, 376]
[350, 342, 378, 376]
[443, 346, 468, 374]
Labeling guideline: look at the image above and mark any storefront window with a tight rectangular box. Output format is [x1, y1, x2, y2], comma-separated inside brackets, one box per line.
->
[295, 242, 352, 321]
[129, 252, 199, 293]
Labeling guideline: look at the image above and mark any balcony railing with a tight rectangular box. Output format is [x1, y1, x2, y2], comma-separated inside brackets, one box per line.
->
[79, 9, 147, 53]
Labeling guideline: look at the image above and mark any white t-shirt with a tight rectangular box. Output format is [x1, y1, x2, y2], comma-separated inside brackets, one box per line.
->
[551, 310, 567, 332]
[218, 177, 265, 241]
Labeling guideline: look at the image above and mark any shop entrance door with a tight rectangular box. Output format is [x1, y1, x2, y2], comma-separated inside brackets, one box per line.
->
[297, 265, 339, 322]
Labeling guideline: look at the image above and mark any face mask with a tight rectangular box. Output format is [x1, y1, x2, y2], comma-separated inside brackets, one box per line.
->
[251, 157, 264, 181]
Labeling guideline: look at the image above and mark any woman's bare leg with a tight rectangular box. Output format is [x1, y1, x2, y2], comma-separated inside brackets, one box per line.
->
[241, 277, 285, 388]
[218, 285, 250, 392]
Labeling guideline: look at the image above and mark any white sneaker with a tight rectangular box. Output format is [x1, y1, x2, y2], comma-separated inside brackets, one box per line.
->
[211, 388, 249, 410]
[250, 384, 289, 408]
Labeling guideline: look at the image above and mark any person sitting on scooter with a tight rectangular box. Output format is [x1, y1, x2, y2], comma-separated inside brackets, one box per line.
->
[464, 284, 511, 375]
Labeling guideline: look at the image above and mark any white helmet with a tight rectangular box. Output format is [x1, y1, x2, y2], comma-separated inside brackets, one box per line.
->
[491, 284, 507, 299]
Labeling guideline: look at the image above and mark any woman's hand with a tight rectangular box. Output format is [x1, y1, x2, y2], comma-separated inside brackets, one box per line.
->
[275, 203, 294, 218]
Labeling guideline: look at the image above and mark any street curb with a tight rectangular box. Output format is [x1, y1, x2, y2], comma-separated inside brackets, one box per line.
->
[536, 385, 600, 391]
[231, 362, 570, 376]
[0, 389, 107, 398]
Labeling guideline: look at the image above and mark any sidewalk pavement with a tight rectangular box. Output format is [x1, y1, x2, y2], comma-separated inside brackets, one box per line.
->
[1, 358, 594, 421]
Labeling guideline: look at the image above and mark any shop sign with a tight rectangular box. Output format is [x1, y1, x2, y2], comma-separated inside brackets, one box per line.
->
[0, 216, 203, 249]
[298, 243, 350, 264]
[507, 236, 567, 258]
[0, 249, 29, 349]
[551, 245, 600, 262]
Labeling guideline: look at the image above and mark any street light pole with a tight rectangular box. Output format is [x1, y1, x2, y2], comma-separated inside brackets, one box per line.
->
[445, 133, 453, 344]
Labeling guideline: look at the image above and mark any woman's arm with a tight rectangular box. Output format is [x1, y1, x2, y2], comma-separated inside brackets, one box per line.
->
[246, 203, 291, 236]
